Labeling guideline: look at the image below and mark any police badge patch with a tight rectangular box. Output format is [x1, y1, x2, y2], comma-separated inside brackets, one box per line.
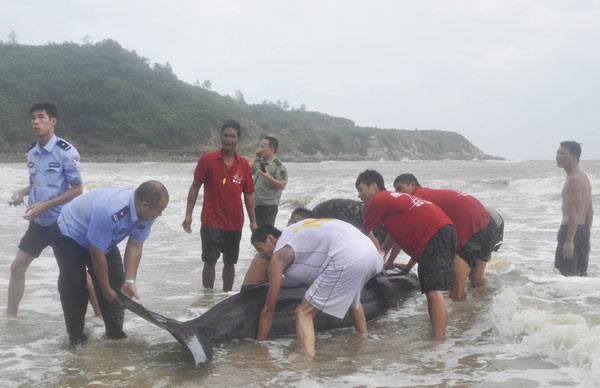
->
[112, 206, 130, 222]
[72, 157, 80, 167]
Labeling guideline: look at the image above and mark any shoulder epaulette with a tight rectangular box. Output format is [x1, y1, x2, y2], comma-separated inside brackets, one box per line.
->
[56, 140, 72, 151]
[112, 206, 130, 222]
[27, 142, 36, 152]
[274, 158, 282, 166]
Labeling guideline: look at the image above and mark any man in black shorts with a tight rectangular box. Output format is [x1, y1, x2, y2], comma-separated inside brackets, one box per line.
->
[555, 141, 593, 276]
[394, 173, 497, 301]
[7, 103, 82, 317]
[201, 226, 242, 274]
[182, 120, 257, 291]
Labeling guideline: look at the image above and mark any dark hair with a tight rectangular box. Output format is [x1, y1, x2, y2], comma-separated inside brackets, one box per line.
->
[264, 136, 278, 153]
[251, 224, 282, 244]
[29, 102, 58, 119]
[560, 141, 582, 161]
[393, 173, 420, 187]
[135, 180, 169, 207]
[355, 169, 386, 191]
[290, 207, 313, 220]
[221, 119, 242, 139]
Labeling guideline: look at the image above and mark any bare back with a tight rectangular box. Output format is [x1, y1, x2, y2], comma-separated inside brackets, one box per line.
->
[242, 254, 270, 287]
[561, 170, 593, 227]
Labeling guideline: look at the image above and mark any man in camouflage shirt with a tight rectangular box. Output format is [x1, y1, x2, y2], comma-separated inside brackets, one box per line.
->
[250, 136, 288, 227]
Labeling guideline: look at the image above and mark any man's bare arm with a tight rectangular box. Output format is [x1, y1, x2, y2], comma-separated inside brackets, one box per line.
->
[90, 245, 122, 307]
[182, 180, 201, 233]
[562, 176, 586, 259]
[257, 246, 295, 340]
[585, 176, 593, 230]
[11, 184, 32, 205]
[585, 205, 593, 230]
[259, 171, 286, 190]
[24, 183, 82, 220]
[121, 237, 144, 299]
[243, 192, 257, 232]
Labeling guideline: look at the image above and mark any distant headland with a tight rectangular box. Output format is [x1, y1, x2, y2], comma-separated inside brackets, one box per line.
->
[0, 39, 501, 163]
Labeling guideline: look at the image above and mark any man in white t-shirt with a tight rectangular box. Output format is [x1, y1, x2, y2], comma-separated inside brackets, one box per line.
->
[252, 219, 383, 356]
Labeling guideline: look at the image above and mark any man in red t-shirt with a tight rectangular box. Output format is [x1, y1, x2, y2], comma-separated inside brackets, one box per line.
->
[356, 170, 455, 339]
[182, 120, 257, 291]
[393, 173, 497, 301]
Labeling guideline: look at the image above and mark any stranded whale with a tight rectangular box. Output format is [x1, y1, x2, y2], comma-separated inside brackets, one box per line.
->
[123, 270, 419, 367]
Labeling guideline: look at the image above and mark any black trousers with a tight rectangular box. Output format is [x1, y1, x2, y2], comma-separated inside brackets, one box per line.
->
[50, 222, 125, 344]
[555, 224, 590, 276]
[255, 205, 278, 228]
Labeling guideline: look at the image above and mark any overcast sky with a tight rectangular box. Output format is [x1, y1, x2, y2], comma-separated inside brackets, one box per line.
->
[2, 0, 599, 160]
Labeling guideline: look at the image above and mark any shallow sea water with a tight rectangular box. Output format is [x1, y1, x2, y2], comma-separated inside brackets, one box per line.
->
[1, 159, 599, 387]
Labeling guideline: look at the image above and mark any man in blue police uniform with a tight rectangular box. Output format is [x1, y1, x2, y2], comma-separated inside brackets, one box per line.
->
[7, 102, 82, 317]
[50, 181, 169, 346]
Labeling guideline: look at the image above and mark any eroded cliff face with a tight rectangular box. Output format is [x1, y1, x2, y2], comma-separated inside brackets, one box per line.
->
[277, 130, 497, 162]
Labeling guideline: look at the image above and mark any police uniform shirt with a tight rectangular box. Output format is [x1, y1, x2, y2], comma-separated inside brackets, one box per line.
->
[252, 157, 288, 206]
[57, 188, 154, 253]
[27, 135, 82, 226]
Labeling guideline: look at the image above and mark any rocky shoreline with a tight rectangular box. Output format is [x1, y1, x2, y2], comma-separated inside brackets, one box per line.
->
[0, 149, 502, 164]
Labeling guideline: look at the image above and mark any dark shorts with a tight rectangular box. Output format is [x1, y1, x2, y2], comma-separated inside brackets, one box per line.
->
[201, 225, 242, 264]
[18, 221, 53, 258]
[457, 218, 498, 268]
[555, 224, 590, 277]
[255, 205, 279, 228]
[493, 214, 504, 252]
[240, 284, 261, 292]
[418, 224, 456, 294]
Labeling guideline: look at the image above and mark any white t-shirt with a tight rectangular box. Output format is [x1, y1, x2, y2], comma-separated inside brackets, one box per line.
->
[275, 218, 376, 284]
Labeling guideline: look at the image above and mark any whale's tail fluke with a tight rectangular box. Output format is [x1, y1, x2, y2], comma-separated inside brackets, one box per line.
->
[122, 296, 213, 367]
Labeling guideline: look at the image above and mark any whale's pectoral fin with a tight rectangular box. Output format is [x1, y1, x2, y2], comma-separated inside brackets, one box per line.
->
[121, 295, 213, 367]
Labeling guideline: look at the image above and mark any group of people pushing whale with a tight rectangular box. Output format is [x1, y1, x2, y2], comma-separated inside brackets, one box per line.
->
[243, 170, 503, 356]
[11, 106, 593, 362]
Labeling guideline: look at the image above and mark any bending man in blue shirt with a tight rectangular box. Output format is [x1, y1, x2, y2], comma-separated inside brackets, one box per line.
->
[50, 181, 169, 346]
[7, 102, 82, 317]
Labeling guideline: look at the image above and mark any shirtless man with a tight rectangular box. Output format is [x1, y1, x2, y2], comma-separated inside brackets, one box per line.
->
[555, 141, 593, 276]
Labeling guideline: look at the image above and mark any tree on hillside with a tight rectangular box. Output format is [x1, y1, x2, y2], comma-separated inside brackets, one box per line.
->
[202, 80, 212, 90]
[0, 40, 494, 161]
[8, 31, 17, 45]
[83, 35, 92, 45]
[235, 89, 245, 103]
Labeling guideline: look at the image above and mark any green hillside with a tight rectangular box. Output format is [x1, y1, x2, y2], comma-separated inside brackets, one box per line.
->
[0, 40, 497, 161]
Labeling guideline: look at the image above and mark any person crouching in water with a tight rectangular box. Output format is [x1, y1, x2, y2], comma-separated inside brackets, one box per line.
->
[252, 219, 383, 356]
